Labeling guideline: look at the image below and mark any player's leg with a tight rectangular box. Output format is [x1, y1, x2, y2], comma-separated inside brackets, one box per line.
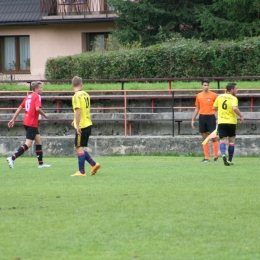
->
[218, 124, 230, 166]
[220, 138, 231, 166]
[81, 126, 100, 175]
[207, 115, 219, 161]
[35, 133, 51, 168]
[71, 146, 87, 176]
[7, 126, 32, 169]
[71, 128, 87, 176]
[199, 115, 210, 162]
[212, 137, 219, 161]
[227, 124, 236, 165]
[201, 132, 210, 162]
[227, 139, 235, 165]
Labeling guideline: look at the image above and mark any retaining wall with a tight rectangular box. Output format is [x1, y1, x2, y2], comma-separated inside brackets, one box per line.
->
[1, 135, 260, 157]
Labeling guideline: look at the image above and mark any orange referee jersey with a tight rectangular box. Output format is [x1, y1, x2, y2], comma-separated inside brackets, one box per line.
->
[195, 91, 217, 115]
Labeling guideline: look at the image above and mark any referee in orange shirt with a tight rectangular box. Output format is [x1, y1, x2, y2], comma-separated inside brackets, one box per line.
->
[191, 79, 219, 162]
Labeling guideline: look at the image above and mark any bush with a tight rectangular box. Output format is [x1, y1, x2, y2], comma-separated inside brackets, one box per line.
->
[45, 37, 260, 79]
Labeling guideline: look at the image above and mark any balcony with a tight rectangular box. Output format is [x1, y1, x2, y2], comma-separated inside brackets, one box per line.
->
[40, 0, 115, 19]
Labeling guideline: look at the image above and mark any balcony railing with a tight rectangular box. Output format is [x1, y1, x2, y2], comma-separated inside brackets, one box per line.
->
[40, 0, 114, 18]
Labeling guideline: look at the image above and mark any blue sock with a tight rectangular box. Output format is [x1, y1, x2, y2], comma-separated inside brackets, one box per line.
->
[84, 150, 96, 166]
[228, 144, 235, 162]
[78, 153, 85, 173]
[220, 143, 226, 156]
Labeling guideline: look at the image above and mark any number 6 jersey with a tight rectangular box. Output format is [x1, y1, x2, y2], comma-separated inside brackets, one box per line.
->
[213, 93, 238, 124]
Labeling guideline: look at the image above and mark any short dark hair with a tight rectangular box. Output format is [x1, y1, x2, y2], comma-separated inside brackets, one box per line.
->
[202, 78, 210, 84]
[226, 82, 236, 92]
[31, 81, 42, 91]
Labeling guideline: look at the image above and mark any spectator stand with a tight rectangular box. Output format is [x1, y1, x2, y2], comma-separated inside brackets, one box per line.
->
[1, 76, 260, 136]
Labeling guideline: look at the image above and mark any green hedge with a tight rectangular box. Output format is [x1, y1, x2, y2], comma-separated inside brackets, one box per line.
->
[45, 37, 260, 79]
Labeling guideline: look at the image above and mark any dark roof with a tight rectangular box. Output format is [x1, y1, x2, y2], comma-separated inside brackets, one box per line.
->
[0, 0, 41, 24]
[0, 0, 115, 26]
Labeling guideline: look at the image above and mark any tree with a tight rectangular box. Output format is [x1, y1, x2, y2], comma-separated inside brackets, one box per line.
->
[108, 0, 260, 47]
[196, 0, 260, 40]
[108, 0, 206, 47]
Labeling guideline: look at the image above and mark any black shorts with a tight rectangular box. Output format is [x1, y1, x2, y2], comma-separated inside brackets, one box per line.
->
[199, 114, 216, 133]
[218, 124, 237, 139]
[74, 126, 92, 147]
[24, 125, 40, 140]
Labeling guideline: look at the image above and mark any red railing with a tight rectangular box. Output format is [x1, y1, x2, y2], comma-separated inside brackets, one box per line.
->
[1, 89, 260, 136]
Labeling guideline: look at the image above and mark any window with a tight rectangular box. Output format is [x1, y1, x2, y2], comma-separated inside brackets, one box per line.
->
[87, 33, 109, 51]
[0, 36, 30, 72]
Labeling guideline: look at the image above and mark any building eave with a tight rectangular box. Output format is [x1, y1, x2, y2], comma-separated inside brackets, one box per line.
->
[0, 17, 115, 27]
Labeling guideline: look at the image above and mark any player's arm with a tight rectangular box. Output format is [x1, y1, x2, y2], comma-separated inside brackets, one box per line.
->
[212, 107, 218, 125]
[233, 106, 244, 123]
[212, 97, 219, 124]
[36, 107, 48, 119]
[74, 108, 82, 135]
[8, 105, 23, 128]
[191, 106, 199, 129]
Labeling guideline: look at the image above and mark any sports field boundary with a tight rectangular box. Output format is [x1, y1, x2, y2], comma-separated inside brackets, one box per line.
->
[1, 135, 259, 157]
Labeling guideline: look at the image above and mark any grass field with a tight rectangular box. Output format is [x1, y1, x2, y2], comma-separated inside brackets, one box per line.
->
[1, 80, 260, 91]
[1, 156, 260, 260]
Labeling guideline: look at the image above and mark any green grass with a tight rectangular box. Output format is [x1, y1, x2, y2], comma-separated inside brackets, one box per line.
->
[1, 80, 260, 91]
[1, 156, 260, 260]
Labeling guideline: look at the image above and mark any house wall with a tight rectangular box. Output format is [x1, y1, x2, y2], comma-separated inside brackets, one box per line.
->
[0, 22, 115, 80]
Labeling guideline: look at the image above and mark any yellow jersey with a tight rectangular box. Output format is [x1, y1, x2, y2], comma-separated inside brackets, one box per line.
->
[72, 90, 92, 128]
[213, 93, 238, 124]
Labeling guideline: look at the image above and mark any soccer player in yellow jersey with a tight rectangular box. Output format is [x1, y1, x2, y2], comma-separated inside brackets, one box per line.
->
[70, 76, 100, 176]
[191, 79, 218, 162]
[213, 82, 244, 166]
